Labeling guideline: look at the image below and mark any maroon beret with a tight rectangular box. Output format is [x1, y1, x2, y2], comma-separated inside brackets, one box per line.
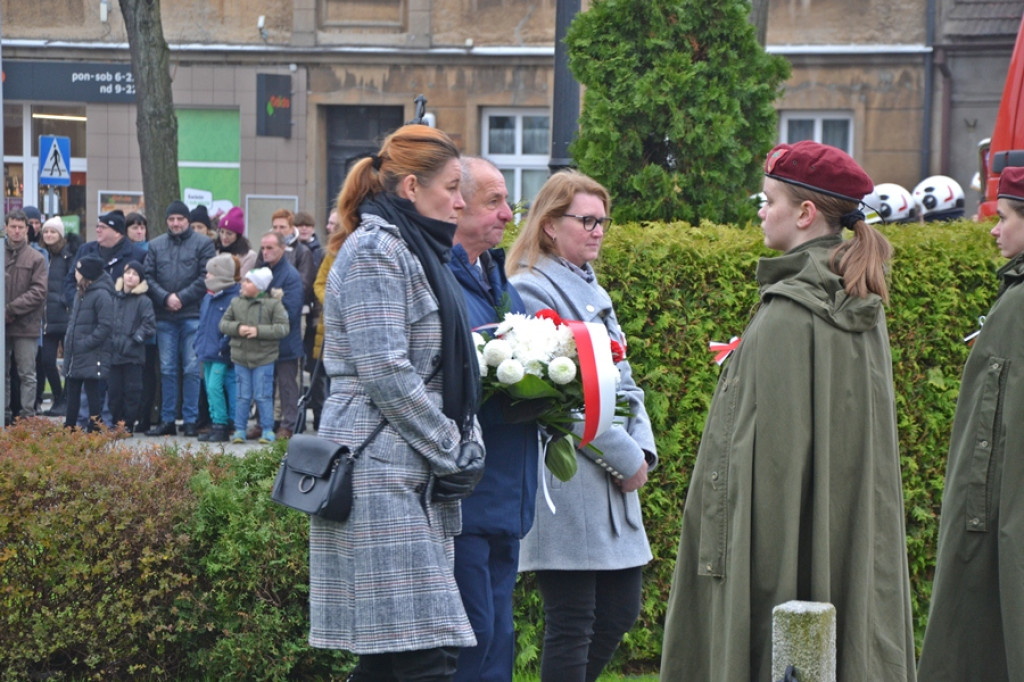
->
[997, 166, 1024, 202]
[764, 141, 874, 203]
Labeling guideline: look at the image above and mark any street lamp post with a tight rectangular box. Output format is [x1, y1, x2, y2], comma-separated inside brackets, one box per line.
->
[549, 0, 581, 174]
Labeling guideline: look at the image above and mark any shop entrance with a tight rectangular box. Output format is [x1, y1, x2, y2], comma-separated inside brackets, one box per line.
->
[324, 105, 404, 216]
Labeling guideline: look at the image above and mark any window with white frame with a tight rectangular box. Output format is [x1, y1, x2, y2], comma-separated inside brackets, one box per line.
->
[779, 111, 853, 153]
[481, 108, 550, 206]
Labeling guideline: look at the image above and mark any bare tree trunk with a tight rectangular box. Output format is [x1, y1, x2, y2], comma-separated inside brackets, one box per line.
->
[119, 0, 179, 236]
[750, 0, 769, 47]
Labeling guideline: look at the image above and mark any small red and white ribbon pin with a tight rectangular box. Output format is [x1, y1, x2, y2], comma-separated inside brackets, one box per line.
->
[708, 336, 741, 365]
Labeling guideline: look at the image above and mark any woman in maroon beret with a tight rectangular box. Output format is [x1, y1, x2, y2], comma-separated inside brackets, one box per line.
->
[917, 166, 1024, 681]
[661, 141, 917, 681]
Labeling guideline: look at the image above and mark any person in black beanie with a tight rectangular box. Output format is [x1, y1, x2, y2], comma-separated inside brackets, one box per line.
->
[144, 199, 216, 436]
[64, 255, 114, 432]
[108, 260, 155, 435]
[190, 204, 213, 239]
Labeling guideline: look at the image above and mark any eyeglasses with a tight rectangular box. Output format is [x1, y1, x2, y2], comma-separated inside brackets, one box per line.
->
[561, 213, 613, 232]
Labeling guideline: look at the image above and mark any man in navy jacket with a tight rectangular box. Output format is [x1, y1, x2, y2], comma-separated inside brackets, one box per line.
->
[257, 231, 304, 439]
[448, 157, 540, 682]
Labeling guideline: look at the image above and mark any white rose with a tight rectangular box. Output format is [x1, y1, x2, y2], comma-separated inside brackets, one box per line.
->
[483, 338, 514, 367]
[477, 351, 488, 377]
[496, 358, 526, 384]
[548, 356, 577, 385]
[472, 331, 487, 351]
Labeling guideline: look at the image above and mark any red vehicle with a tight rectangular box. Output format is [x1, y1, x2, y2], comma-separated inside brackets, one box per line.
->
[978, 14, 1024, 219]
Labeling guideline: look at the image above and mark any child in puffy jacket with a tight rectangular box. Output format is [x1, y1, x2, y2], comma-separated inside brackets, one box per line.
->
[194, 253, 241, 443]
[218, 267, 288, 444]
[108, 260, 156, 434]
[63, 255, 114, 432]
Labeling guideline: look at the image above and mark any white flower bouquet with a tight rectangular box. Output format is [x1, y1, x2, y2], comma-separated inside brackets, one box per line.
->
[474, 309, 628, 482]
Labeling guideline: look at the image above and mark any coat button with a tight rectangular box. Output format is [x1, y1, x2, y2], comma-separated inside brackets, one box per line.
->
[970, 517, 980, 526]
[710, 471, 719, 481]
[432, 355, 441, 366]
[980, 440, 988, 448]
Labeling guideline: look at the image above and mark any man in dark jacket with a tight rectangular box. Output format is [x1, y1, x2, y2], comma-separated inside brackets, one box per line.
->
[144, 200, 217, 436]
[448, 157, 540, 682]
[5, 209, 48, 422]
[257, 231, 304, 440]
[63, 210, 146, 310]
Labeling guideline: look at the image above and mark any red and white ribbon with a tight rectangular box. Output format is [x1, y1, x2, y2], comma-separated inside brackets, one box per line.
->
[564, 320, 618, 449]
[708, 336, 741, 365]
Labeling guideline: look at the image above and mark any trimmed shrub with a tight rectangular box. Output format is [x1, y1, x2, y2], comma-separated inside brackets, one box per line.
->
[0, 420, 215, 680]
[175, 442, 353, 679]
[567, 0, 789, 225]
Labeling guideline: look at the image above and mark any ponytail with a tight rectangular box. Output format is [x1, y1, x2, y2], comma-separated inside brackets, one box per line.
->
[830, 219, 892, 303]
[785, 184, 892, 303]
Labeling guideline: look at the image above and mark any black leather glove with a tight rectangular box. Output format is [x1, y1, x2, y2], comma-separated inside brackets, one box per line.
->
[498, 394, 556, 424]
[432, 440, 486, 502]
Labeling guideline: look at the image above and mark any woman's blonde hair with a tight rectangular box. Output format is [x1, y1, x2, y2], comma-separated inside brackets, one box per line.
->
[328, 124, 460, 254]
[783, 184, 893, 302]
[505, 169, 610, 276]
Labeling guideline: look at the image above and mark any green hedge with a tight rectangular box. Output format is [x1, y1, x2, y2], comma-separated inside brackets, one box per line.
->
[0, 219, 1000, 678]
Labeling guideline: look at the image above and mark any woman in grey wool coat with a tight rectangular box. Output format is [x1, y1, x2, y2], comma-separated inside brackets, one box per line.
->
[506, 170, 658, 682]
[311, 124, 484, 682]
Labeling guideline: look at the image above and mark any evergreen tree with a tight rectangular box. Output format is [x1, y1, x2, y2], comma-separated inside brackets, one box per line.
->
[567, 0, 789, 224]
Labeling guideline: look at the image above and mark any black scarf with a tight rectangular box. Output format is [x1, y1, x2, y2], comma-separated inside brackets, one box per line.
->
[361, 194, 480, 433]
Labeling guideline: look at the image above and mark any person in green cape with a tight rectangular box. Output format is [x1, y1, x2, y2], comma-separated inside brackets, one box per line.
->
[660, 141, 916, 682]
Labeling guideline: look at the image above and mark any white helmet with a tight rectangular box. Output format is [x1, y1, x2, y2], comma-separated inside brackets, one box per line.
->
[860, 188, 883, 224]
[912, 175, 965, 221]
[869, 183, 917, 223]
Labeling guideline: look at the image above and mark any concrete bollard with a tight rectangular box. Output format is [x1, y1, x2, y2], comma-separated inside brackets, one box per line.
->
[771, 600, 836, 682]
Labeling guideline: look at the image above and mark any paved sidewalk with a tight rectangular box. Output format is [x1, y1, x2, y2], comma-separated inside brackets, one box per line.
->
[36, 398, 313, 457]
[114, 428, 288, 457]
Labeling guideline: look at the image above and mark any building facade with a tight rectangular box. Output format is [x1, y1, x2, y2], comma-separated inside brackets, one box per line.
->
[2, 0, 556, 238]
[1, 0, 1019, 234]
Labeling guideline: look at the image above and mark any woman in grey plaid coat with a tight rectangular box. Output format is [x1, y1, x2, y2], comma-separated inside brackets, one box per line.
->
[310, 125, 484, 681]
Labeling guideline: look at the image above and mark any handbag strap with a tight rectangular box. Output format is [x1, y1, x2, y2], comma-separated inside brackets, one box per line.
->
[350, 362, 444, 460]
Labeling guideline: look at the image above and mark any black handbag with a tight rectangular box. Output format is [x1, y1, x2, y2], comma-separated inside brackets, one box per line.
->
[271, 421, 385, 523]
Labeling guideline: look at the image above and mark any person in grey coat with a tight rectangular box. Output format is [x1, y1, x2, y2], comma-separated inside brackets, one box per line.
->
[311, 124, 483, 681]
[506, 170, 657, 682]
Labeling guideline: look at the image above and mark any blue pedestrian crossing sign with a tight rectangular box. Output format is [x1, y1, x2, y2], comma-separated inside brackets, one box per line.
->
[39, 135, 72, 187]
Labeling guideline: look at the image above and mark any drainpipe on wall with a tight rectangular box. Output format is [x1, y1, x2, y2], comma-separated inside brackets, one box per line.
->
[936, 48, 954, 174]
[922, 0, 936, 178]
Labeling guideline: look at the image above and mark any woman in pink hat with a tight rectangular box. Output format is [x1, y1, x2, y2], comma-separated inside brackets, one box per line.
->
[917, 166, 1024, 681]
[661, 141, 916, 681]
[215, 207, 257, 278]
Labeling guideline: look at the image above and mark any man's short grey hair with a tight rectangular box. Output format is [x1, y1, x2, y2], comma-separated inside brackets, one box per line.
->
[261, 231, 286, 247]
[460, 156, 502, 202]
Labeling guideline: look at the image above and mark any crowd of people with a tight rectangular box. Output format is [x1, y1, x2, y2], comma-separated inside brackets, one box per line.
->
[7, 124, 1022, 681]
[3, 200, 336, 442]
